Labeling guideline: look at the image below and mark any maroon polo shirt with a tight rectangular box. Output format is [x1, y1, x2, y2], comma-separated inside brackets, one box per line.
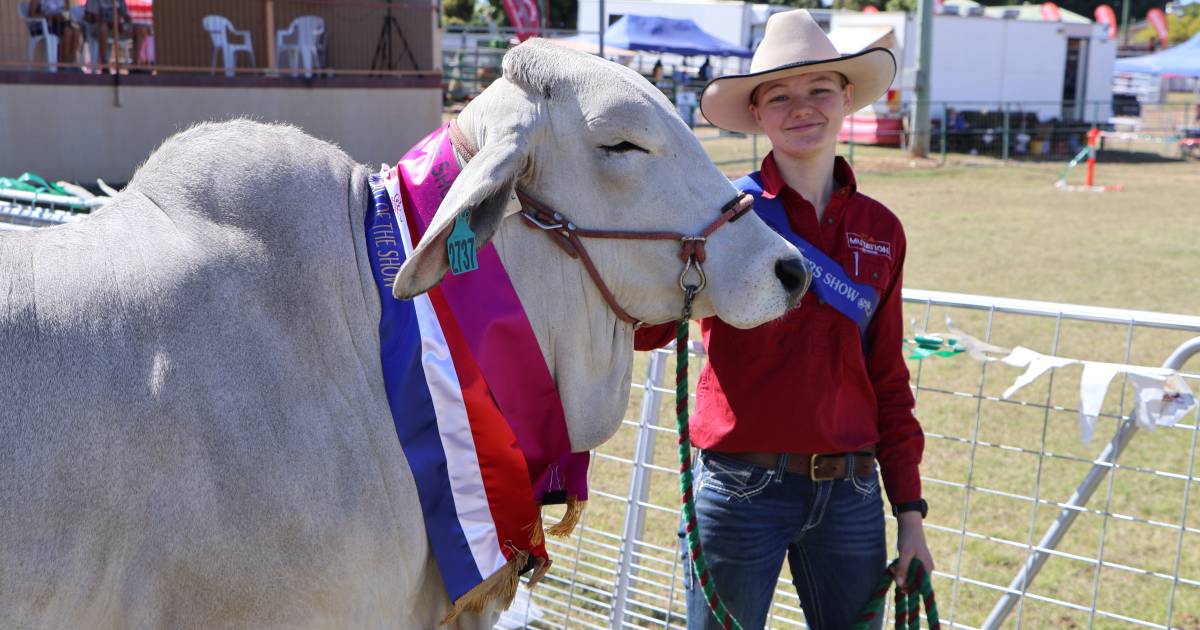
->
[635, 153, 923, 506]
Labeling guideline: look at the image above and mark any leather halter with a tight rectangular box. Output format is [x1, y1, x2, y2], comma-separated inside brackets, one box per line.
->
[448, 120, 753, 327]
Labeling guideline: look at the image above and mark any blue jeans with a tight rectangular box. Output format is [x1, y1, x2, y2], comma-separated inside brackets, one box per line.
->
[682, 451, 887, 630]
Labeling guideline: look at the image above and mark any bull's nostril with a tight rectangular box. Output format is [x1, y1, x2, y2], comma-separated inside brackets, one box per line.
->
[775, 257, 811, 299]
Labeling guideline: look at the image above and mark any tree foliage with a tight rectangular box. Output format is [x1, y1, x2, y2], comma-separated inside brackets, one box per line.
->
[442, 0, 475, 26]
[1133, 4, 1200, 44]
[547, 0, 578, 29]
[481, 0, 509, 27]
[480, 0, 580, 30]
[976, 0, 1168, 23]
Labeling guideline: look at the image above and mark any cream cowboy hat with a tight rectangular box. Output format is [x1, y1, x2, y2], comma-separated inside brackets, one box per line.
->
[699, 9, 897, 134]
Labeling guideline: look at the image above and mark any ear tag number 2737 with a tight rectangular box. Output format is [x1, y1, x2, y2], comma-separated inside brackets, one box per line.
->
[447, 212, 479, 275]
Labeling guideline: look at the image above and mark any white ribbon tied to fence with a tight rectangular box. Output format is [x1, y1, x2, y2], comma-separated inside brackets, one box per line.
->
[937, 322, 1198, 444]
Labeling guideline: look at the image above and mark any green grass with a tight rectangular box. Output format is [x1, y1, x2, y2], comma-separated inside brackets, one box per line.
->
[525, 138, 1200, 629]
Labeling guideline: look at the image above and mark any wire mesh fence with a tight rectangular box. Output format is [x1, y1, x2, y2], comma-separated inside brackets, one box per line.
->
[506, 291, 1200, 629]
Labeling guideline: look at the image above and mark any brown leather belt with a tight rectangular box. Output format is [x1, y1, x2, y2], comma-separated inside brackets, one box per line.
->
[717, 450, 876, 481]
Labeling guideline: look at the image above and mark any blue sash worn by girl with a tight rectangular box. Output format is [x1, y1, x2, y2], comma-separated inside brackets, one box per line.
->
[734, 172, 879, 340]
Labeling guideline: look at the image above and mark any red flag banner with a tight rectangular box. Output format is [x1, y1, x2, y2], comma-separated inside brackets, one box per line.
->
[502, 0, 541, 41]
[1146, 8, 1169, 47]
[1040, 2, 1061, 21]
[1094, 4, 1118, 39]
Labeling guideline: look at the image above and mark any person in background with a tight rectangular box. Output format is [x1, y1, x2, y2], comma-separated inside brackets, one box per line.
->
[85, 0, 147, 70]
[635, 9, 933, 629]
[697, 56, 711, 82]
[126, 0, 154, 66]
[29, 0, 82, 68]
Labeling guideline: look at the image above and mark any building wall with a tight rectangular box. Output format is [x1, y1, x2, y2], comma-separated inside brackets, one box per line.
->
[824, 12, 1117, 123]
[0, 80, 442, 182]
[926, 17, 1064, 120]
[1083, 25, 1116, 120]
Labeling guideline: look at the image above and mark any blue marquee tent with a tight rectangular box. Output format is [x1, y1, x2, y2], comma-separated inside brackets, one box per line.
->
[1114, 33, 1200, 77]
[570, 15, 752, 58]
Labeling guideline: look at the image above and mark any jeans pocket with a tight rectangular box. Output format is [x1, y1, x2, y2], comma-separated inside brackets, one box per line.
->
[698, 453, 774, 502]
[849, 471, 880, 498]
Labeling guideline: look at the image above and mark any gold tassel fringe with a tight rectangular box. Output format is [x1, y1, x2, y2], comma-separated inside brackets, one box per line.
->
[545, 496, 585, 538]
[528, 556, 552, 588]
[440, 497, 585, 624]
[440, 551, 527, 626]
[527, 508, 545, 547]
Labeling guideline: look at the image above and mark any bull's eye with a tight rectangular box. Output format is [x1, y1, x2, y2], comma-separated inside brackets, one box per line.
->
[600, 141, 648, 154]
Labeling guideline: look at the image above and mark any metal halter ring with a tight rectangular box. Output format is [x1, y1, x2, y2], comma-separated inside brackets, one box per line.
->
[679, 257, 706, 295]
[678, 236, 708, 295]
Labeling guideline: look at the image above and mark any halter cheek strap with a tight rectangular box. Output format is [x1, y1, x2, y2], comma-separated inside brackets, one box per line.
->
[448, 120, 752, 327]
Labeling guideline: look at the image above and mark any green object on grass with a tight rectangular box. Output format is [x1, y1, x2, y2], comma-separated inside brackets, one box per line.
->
[904, 335, 966, 360]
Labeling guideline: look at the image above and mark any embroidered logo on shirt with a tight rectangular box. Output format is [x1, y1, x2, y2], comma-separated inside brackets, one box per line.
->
[846, 233, 893, 259]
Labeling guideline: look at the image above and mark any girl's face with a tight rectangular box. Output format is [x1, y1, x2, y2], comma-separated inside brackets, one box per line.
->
[749, 71, 854, 160]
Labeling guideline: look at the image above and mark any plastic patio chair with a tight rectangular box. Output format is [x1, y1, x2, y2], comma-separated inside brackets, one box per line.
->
[18, 2, 58, 72]
[275, 16, 324, 79]
[202, 15, 255, 78]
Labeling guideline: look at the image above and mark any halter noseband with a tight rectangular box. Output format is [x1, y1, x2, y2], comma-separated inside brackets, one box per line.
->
[449, 120, 751, 327]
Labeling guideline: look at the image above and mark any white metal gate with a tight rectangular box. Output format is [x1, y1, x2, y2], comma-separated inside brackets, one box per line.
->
[502, 290, 1200, 629]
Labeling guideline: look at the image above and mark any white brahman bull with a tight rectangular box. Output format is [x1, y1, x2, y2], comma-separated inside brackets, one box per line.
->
[0, 40, 808, 628]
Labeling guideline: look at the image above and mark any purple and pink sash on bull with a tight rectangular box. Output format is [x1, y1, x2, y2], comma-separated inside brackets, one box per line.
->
[365, 123, 589, 620]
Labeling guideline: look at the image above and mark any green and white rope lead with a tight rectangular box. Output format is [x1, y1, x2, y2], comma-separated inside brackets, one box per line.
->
[676, 289, 741, 630]
[852, 559, 941, 630]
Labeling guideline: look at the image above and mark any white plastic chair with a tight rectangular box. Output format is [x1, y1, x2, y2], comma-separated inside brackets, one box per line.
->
[276, 16, 324, 78]
[202, 15, 255, 78]
[18, 2, 58, 72]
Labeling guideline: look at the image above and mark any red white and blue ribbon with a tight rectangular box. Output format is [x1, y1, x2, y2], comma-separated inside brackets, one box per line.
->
[366, 123, 588, 617]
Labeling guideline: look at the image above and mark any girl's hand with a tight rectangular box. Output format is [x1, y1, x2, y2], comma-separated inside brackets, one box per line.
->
[892, 512, 934, 593]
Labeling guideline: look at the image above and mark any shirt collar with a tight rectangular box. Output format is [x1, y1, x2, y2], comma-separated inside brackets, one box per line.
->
[758, 152, 858, 201]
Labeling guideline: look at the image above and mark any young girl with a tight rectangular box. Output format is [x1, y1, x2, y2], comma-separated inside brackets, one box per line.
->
[636, 9, 933, 629]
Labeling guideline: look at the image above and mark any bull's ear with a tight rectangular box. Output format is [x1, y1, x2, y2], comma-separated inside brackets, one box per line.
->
[392, 132, 527, 299]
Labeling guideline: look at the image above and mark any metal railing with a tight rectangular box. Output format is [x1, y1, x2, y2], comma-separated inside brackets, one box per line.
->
[0, 186, 103, 231]
[507, 291, 1200, 629]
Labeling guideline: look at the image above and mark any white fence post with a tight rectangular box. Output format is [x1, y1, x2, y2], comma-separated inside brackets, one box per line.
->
[610, 349, 669, 628]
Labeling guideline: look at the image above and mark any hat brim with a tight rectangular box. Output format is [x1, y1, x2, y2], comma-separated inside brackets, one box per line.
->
[699, 47, 897, 135]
